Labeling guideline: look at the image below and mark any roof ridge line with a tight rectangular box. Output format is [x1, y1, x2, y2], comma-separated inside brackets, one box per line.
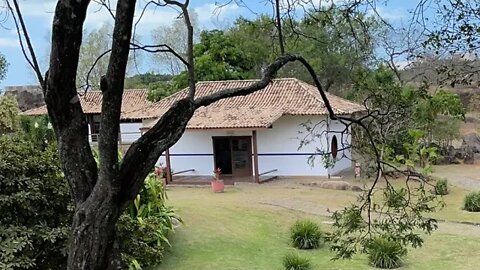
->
[196, 78, 299, 84]
[75, 88, 148, 93]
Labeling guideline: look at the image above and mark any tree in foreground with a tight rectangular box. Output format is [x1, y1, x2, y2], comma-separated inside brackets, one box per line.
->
[3, 0, 447, 269]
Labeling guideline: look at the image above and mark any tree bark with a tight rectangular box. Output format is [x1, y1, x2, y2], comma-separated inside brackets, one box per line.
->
[67, 183, 123, 270]
[46, 0, 98, 204]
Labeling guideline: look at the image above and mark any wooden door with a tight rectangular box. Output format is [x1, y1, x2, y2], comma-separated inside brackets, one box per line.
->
[230, 137, 252, 176]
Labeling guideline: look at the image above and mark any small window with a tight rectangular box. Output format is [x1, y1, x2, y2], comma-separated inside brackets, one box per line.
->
[331, 135, 338, 159]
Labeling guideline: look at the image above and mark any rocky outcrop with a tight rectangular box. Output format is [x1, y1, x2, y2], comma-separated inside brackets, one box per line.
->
[438, 134, 480, 164]
[463, 133, 480, 153]
[3, 85, 44, 111]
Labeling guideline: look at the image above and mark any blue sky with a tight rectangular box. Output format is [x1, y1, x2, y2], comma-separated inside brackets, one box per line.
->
[0, 0, 420, 91]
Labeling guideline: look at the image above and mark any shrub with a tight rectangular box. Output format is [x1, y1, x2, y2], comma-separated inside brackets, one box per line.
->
[19, 115, 55, 149]
[367, 236, 406, 269]
[283, 253, 311, 270]
[0, 137, 72, 269]
[464, 191, 480, 212]
[290, 219, 322, 249]
[118, 173, 182, 269]
[434, 178, 449, 195]
[0, 94, 19, 135]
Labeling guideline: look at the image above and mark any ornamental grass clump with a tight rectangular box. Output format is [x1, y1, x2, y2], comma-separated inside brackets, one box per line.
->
[290, 219, 322, 249]
[434, 178, 449, 195]
[283, 252, 311, 270]
[367, 236, 406, 269]
[464, 191, 480, 212]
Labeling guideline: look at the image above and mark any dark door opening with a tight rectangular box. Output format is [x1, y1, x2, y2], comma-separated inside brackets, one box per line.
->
[213, 137, 232, 175]
[213, 136, 252, 176]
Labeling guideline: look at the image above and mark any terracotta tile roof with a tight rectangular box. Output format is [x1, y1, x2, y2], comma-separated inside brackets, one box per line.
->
[22, 89, 151, 120]
[21, 105, 48, 116]
[132, 78, 365, 129]
[187, 106, 284, 129]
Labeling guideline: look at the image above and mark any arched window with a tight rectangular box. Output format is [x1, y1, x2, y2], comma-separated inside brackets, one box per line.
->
[331, 135, 338, 159]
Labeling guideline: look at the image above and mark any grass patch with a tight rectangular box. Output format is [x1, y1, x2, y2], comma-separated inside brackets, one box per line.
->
[283, 252, 311, 270]
[429, 186, 480, 223]
[464, 191, 480, 212]
[367, 236, 406, 269]
[155, 185, 480, 270]
[434, 178, 449, 195]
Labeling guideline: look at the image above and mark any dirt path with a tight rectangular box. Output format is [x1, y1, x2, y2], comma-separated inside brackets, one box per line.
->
[256, 198, 334, 217]
[433, 164, 480, 190]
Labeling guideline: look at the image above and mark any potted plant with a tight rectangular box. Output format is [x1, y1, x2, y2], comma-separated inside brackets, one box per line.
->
[211, 168, 224, 193]
[154, 163, 168, 187]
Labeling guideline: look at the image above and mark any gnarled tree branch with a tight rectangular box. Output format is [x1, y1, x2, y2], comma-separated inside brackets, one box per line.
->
[45, 0, 98, 204]
[97, 0, 137, 188]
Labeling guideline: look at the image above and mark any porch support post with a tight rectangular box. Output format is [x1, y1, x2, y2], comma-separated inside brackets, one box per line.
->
[165, 148, 172, 184]
[87, 114, 95, 142]
[252, 130, 260, 183]
[118, 122, 123, 145]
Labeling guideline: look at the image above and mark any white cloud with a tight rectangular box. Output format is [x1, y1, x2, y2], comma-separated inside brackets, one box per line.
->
[83, 1, 183, 32]
[0, 37, 19, 48]
[12, 1, 241, 32]
[194, 2, 241, 28]
[370, 6, 407, 22]
[12, 0, 180, 31]
[16, 0, 56, 20]
[394, 59, 411, 70]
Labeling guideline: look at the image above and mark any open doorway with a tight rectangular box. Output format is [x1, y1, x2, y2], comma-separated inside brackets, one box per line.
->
[212, 136, 252, 176]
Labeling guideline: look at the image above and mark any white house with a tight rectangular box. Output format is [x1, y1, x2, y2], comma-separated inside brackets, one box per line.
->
[23, 89, 150, 144]
[126, 78, 365, 182]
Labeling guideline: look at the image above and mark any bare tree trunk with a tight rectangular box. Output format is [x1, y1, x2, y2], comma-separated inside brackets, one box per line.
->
[67, 184, 123, 270]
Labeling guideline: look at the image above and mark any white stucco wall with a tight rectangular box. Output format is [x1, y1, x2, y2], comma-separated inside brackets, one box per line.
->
[155, 115, 353, 177]
[87, 114, 142, 143]
[119, 122, 142, 143]
[157, 129, 252, 176]
[255, 115, 328, 176]
[328, 119, 353, 175]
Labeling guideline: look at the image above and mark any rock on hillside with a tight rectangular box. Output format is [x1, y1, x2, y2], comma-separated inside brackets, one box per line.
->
[455, 87, 480, 111]
[463, 133, 480, 153]
[3, 85, 44, 111]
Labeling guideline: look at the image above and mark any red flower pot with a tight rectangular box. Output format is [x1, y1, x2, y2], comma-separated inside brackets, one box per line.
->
[211, 180, 225, 193]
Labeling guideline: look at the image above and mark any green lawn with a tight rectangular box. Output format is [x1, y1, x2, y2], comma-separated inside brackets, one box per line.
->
[155, 183, 480, 270]
[429, 185, 480, 223]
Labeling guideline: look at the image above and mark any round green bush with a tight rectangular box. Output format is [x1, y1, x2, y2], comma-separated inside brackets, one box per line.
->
[283, 252, 311, 270]
[367, 236, 406, 269]
[0, 137, 72, 269]
[290, 219, 322, 249]
[464, 191, 480, 212]
[434, 178, 449, 195]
